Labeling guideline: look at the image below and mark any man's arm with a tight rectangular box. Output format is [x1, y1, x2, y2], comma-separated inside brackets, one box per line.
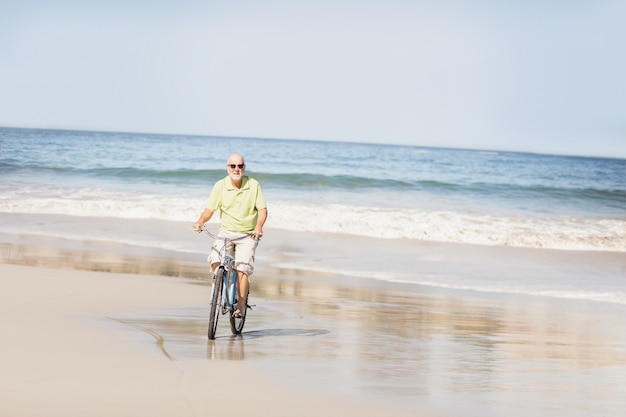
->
[193, 208, 215, 231]
[252, 207, 268, 240]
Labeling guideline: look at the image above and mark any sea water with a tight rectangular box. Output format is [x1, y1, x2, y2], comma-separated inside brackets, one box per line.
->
[1, 127, 624, 302]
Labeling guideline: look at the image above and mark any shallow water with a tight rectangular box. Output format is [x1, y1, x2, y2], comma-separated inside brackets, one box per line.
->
[112, 273, 626, 417]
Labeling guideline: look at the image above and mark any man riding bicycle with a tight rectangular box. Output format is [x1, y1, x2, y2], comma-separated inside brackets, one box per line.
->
[193, 153, 267, 318]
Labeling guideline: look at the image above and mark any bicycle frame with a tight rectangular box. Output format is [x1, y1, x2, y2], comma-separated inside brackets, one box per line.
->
[215, 248, 238, 308]
[201, 227, 252, 339]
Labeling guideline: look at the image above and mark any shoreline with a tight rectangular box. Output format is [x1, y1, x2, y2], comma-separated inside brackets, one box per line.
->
[2, 213, 625, 306]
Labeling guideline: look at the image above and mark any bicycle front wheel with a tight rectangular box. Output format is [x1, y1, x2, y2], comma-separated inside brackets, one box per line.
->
[230, 294, 248, 335]
[208, 268, 225, 340]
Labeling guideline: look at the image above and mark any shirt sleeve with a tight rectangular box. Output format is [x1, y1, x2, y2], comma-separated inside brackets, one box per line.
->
[254, 181, 267, 210]
[205, 179, 224, 211]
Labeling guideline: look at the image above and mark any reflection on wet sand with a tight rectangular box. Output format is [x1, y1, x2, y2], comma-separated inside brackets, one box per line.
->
[6, 241, 623, 366]
[108, 269, 625, 413]
[0, 240, 210, 279]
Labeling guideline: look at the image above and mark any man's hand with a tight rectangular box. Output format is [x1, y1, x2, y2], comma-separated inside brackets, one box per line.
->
[193, 209, 214, 233]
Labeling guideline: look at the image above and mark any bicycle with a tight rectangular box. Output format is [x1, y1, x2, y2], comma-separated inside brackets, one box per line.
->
[199, 226, 253, 339]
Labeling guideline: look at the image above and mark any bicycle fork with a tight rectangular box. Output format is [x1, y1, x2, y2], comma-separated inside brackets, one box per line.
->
[223, 268, 238, 307]
[208, 267, 238, 309]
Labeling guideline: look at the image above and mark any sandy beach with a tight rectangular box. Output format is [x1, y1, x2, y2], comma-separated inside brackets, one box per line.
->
[1, 219, 625, 417]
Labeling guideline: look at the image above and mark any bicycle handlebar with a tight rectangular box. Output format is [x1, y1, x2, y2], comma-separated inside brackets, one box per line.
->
[196, 226, 255, 242]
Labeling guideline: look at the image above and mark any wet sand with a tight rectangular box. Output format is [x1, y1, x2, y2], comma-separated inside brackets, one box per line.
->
[1, 226, 625, 417]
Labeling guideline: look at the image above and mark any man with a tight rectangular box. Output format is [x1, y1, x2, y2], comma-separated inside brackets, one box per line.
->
[193, 153, 267, 318]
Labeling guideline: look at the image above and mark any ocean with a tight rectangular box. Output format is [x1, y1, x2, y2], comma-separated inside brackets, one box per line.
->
[1, 127, 625, 303]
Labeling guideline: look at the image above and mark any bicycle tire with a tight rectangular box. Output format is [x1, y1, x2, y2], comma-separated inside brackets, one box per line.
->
[229, 294, 248, 335]
[222, 268, 233, 315]
[208, 267, 225, 340]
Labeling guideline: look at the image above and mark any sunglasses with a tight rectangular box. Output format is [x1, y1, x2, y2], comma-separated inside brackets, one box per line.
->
[228, 164, 245, 169]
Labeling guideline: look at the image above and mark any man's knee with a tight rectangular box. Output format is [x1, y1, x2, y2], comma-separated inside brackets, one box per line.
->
[235, 262, 254, 277]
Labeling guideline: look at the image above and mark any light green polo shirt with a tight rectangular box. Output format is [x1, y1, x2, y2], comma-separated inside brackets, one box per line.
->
[206, 176, 267, 233]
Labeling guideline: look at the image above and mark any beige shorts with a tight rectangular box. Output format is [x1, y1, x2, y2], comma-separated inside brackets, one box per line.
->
[207, 230, 259, 277]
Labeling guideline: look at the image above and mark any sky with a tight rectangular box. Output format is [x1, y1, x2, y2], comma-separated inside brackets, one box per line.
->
[1, 0, 625, 158]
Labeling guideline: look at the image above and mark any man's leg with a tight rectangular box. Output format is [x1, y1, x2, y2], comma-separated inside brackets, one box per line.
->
[236, 271, 249, 316]
[233, 235, 257, 317]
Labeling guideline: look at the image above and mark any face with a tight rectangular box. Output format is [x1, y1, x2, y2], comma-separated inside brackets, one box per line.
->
[226, 155, 245, 181]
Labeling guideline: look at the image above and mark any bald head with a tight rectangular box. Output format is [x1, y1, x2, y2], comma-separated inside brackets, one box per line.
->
[227, 153, 245, 165]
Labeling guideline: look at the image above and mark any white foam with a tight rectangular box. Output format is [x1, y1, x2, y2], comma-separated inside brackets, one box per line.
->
[1, 187, 624, 252]
[268, 202, 625, 252]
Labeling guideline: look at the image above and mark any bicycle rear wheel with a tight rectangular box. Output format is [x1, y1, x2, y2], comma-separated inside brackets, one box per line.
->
[208, 268, 225, 340]
[229, 294, 248, 335]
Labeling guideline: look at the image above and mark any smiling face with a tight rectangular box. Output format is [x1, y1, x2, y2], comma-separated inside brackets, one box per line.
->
[226, 153, 246, 186]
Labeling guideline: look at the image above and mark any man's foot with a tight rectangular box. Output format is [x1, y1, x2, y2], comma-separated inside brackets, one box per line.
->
[233, 309, 244, 319]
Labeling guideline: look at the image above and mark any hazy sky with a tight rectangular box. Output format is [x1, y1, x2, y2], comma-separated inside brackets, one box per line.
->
[1, 0, 624, 157]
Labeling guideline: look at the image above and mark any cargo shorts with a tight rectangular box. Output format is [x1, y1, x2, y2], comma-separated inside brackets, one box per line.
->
[207, 229, 259, 277]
